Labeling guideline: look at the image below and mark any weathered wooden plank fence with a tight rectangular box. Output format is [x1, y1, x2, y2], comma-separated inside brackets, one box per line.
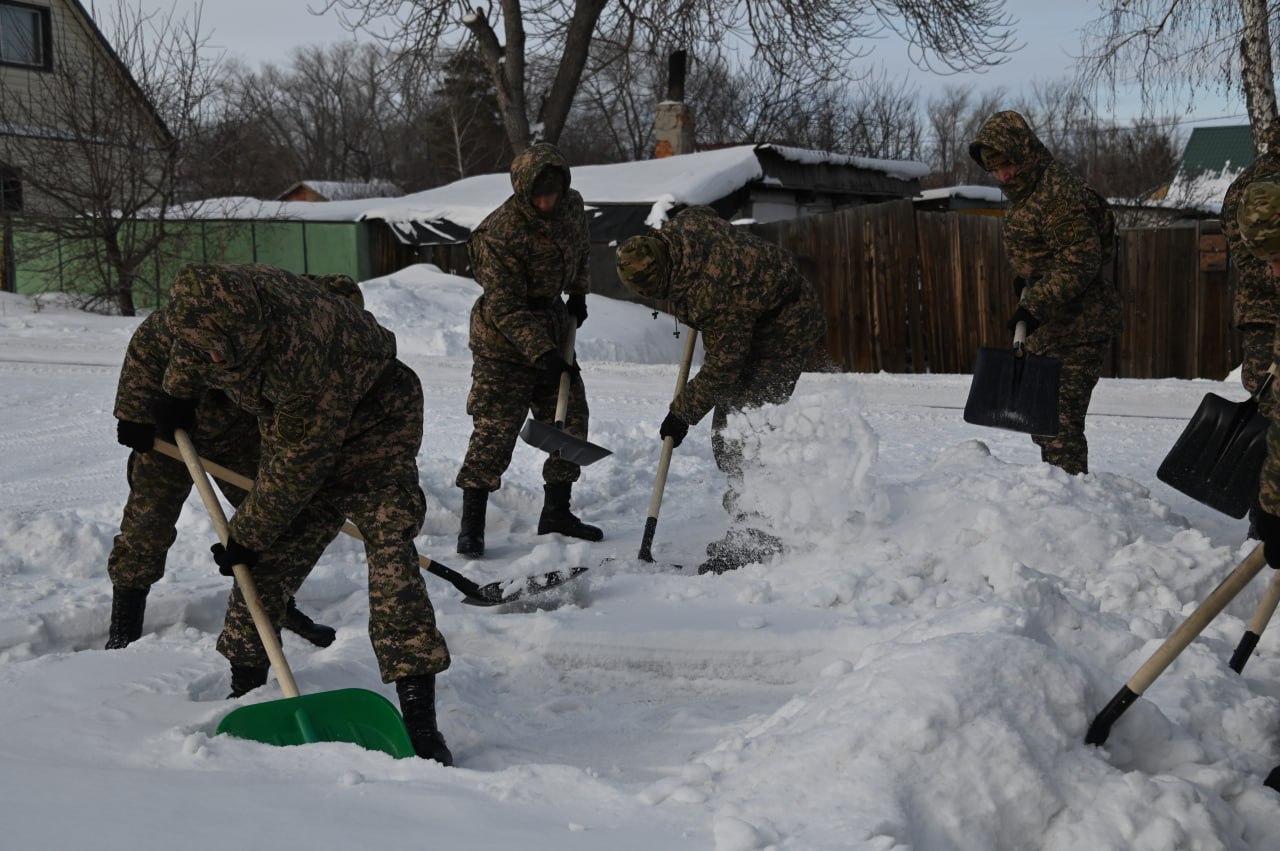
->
[752, 201, 1240, 381]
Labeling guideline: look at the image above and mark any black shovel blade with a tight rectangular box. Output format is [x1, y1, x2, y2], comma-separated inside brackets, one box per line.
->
[1156, 393, 1267, 518]
[519, 418, 612, 466]
[964, 346, 1062, 436]
[461, 566, 589, 606]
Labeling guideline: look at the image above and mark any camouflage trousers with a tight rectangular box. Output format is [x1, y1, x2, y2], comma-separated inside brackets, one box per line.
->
[216, 361, 450, 683]
[455, 354, 590, 491]
[1241, 324, 1277, 421]
[107, 413, 261, 590]
[710, 352, 807, 515]
[1026, 337, 1110, 476]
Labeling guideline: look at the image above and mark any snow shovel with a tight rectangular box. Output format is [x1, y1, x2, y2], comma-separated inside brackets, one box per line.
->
[518, 325, 612, 466]
[171, 429, 416, 758]
[1156, 368, 1273, 518]
[639, 328, 698, 563]
[153, 438, 586, 606]
[1085, 543, 1266, 747]
[963, 320, 1061, 436]
[1229, 567, 1280, 673]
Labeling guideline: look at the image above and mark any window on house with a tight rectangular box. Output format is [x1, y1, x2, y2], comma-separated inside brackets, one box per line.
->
[0, 2, 49, 69]
[0, 164, 22, 213]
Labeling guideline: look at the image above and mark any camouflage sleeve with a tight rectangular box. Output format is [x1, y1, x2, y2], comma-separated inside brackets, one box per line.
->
[160, 348, 214, 401]
[226, 384, 347, 551]
[114, 317, 169, 422]
[472, 229, 558, 362]
[671, 307, 755, 425]
[1019, 194, 1103, 321]
[1224, 171, 1280, 327]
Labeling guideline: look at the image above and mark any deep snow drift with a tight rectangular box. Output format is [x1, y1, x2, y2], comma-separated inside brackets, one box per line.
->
[2, 265, 1280, 850]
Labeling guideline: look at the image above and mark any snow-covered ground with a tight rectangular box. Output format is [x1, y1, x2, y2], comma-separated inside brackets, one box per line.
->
[2, 264, 1279, 850]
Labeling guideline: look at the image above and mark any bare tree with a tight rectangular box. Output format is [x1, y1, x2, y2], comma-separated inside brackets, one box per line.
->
[0, 0, 223, 314]
[318, 0, 1019, 156]
[923, 86, 1007, 187]
[1080, 0, 1278, 153]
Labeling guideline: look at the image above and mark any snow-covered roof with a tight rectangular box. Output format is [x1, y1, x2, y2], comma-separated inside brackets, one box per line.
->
[177, 144, 930, 237]
[915, 185, 1006, 204]
[280, 179, 404, 201]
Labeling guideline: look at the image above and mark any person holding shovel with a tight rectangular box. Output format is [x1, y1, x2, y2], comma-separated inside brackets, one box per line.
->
[454, 142, 603, 558]
[614, 205, 826, 574]
[1232, 179, 1280, 793]
[968, 110, 1122, 476]
[1221, 124, 1280, 540]
[158, 262, 454, 765]
[106, 276, 365, 653]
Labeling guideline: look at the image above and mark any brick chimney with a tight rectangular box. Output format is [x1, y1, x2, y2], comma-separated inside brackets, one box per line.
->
[655, 50, 694, 158]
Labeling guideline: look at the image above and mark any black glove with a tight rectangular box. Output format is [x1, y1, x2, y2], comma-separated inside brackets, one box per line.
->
[211, 538, 261, 577]
[151, 393, 198, 441]
[565, 293, 588, 328]
[660, 411, 690, 448]
[116, 419, 155, 453]
[1007, 306, 1040, 336]
[535, 350, 581, 379]
[1013, 277, 1027, 298]
[1256, 511, 1280, 569]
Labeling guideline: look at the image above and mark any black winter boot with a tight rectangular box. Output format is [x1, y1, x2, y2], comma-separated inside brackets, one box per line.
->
[457, 487, 488, 558]
[396, 674, 454, 766]
[104, 586, 149, 649]
[282, 597, 337, 647]
[537, 483, 603, 542]
[227, 665, 269, 699]
[1266, 765, 1280, 793]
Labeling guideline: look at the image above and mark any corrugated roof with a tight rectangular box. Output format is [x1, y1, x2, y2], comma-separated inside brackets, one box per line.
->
[1178, 125, 1255, 177]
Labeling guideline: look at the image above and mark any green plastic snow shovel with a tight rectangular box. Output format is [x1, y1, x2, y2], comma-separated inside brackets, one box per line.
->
[172, 429, 415, 758]
[519, 325, 613, 466]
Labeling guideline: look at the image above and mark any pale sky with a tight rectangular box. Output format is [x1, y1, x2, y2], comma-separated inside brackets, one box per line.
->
[126, 0, 1248, 132]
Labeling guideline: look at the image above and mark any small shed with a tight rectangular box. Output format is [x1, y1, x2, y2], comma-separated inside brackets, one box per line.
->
[278, 180, 402, 203]
[913, 185, 1007, 216]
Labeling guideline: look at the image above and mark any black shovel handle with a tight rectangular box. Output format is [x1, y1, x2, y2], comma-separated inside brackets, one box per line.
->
[639, 329, 698, 562]
[1230, 566, 1280, 673]
[1086, 544, 1266, 745]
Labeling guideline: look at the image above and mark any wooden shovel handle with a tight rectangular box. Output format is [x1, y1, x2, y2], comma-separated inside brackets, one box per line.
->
[639, 328, 698, 561]
[553, 324, 576, 429]
[171, 429, 301, 699]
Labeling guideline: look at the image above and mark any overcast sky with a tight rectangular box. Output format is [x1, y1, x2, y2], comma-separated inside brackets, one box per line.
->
[128, 0, 1248, 133]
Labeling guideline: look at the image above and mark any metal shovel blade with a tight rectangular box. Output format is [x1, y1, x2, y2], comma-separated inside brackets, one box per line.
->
[519, 418, 612, 466]
[217, 688, 416, 758]
[1156, 393, 1267, 518]
[964, 346, 1062, 436]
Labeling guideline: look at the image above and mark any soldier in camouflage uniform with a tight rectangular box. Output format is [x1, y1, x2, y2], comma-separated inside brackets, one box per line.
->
[969, 110, 1123, 476]
[106, 278, 367, 651]
[615, 205, 827, 574]
[455, 142, 602, 558]
[158, 262, 453, 765]
[1229, 179, 1280, 794]
[1220, 124, 1280, 538]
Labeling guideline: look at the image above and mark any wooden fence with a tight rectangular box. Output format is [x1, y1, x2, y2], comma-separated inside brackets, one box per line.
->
[752, 201, 1240, 380]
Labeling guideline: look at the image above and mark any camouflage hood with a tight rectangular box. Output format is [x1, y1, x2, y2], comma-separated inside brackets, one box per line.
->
[969, 110, 1052, 203]
[510, 142, 572, 218]
[165, 263, 267, 370]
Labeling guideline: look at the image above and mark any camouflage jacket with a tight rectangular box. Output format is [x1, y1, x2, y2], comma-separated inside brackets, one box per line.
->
[970, 111, 1123, 348]
[114, 311, 252, 443]
[467, 143, 589, 365]
[650, 206, 826, 425]
[161, 263, 398, 552]
[1223, 125, 1280, 328]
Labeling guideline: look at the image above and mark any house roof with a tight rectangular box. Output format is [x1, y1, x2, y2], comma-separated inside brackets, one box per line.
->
[278, 179, 403, 201]
[180, 144, 929, 244]
[1177, 125, 1254, 178]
